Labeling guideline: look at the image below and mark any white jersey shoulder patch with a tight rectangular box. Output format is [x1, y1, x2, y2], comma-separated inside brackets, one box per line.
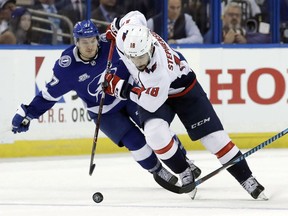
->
[59, 55, 72, 68]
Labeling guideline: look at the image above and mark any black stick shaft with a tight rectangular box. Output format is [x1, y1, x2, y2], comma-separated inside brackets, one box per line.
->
[194, 128, 288, 187]
[89, 40, 116, 176]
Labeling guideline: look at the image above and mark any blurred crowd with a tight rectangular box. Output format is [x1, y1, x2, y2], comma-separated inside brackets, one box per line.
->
[0, 0, 288, 45]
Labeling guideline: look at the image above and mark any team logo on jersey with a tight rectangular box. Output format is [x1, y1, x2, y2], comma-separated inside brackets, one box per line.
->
[59, 55, 71, 67]
[90, 60, 96, 66]
[78, 73, 90, 82]
[145, 62, 157, 73]
[87, 67, 117, 102]
[122, 30, 128, 41]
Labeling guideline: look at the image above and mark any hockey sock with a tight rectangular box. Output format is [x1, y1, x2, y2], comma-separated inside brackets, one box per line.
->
[161, 146, 189, 174]
[121, 127, 161, 172]
[173, 134, 187, 156]
[226, 151, 252, 183]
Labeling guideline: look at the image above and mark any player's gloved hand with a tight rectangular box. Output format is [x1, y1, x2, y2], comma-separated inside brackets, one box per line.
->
[103, 73, 126, 100]
[11, 104, 32, 134]
[105, 18, 119, 41]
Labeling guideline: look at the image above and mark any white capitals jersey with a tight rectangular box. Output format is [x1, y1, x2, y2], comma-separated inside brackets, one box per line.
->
[116, 11, 196, 113]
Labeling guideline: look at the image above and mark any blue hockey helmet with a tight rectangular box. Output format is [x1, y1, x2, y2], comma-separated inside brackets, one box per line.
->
[73, 20, 99, 39]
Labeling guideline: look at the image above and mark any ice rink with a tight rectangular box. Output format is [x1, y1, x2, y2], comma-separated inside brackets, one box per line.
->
[1, 149, 288, 216]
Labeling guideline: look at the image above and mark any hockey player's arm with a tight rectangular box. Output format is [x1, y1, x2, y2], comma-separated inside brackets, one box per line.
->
[11, 93, 58, 134]
[127, 79, 170, 113]
[27, 71, 69, 118]
[104, 73, 169, 113]
[11, 72, 69, 134]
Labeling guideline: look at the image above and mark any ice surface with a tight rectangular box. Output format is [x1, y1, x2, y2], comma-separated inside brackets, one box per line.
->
[0, 149, 287, 216]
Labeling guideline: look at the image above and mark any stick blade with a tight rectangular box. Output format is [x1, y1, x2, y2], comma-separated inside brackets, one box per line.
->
[153, 172, 195, 194]
[89, 164, 96, 176]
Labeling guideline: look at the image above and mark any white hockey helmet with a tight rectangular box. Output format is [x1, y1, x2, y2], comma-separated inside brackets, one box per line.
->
[123, 25, 153, 58]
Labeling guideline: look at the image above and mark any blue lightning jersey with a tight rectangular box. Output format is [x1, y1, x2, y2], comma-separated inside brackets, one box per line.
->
[26, 39, 130, 119]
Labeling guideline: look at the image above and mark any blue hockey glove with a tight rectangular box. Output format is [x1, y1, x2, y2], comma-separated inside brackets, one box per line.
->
[11, 104, 32, 134]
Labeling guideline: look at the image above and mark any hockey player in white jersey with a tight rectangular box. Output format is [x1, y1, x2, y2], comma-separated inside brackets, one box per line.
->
[106, 11, 199, 197]
[104, 11, 267, 200]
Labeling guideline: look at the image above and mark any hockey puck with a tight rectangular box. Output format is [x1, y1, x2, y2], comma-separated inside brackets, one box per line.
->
[92, 192, 104, 203]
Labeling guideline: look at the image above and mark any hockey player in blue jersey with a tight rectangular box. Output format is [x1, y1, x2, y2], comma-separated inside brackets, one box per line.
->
[11, 20, 201, 194]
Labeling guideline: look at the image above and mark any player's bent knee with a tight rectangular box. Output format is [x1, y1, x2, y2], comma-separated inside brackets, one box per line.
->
[144, 118, 172, 150]
[200, 130, 231, 153]
[200, 130, 239, 164]
[121, 126, 146, 150]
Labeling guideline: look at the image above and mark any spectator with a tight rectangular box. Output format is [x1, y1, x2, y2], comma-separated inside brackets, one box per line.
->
[0, 7, 7, 34]
[229, 0, 272, 43]
[9, 7, 33, 44]
[0, 0, 16, 44]
[32, 0, 64, 44]
[0, 0, 15, 15]
[91, 0, 123, 34]
[182, 0, 210, 35]
[147, 0, 203, 44]
[0, 18, 15, 44]
[222, 2, 247, 44]
[204, 2, 270, 44]
[0, 0, 16, 29]
[56, 0, 86, 44]
[222, 0, 261, 20]
[203, 2, 247, 44]
[56, 0, 86, 22]
[118, 0, 157, 19]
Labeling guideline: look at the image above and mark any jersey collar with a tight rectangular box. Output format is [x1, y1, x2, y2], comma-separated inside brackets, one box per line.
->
[73, 46, 98, 64]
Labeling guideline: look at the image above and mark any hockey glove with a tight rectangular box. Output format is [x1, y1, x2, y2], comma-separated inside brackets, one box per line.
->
[105, 18, 119, 41]
[103, 73, 126, 100]
[11, 104, 32, 134]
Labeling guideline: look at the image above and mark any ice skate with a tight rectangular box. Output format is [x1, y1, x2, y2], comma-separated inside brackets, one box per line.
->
[241, 176, 268, 200]
[156, 166, 178, 185]
[187, 159, 202, 179]
[180, 167, 197, 199]
[186, 187, 197, 200]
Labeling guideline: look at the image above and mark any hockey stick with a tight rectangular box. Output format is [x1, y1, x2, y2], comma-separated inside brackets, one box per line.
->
[153, 173, 195, 193]
[193, 128, 288, 187]
[89, 40, 115, 176]
[154, 128, 288, 194]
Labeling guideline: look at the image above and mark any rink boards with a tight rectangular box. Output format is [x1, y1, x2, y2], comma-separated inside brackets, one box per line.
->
[0, 46, 287, 157]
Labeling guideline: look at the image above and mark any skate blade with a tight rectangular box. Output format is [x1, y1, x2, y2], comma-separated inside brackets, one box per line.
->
[257, 192, 269, 201]
[187, 188, 197, 200]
